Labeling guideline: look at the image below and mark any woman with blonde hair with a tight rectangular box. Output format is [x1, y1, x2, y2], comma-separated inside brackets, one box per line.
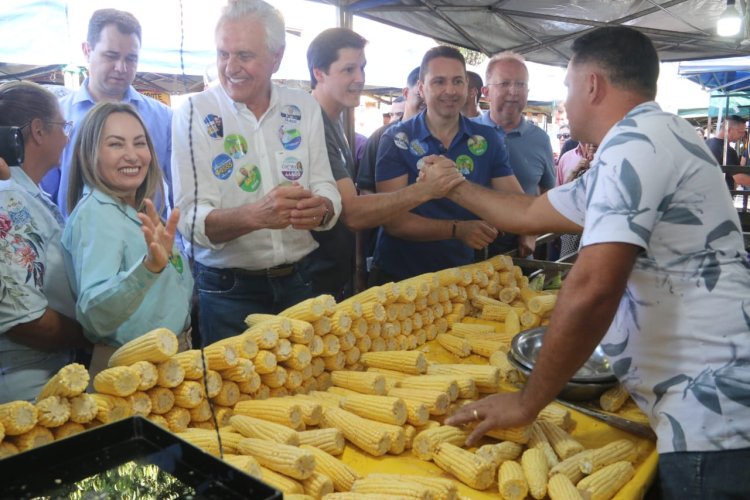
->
[0, 81, 89, 402]
[63, 101, 192, 375]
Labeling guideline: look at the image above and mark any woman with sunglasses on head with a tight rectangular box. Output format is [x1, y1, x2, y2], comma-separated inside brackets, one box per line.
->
[0, 81, 90, 403]
[63, 102, 192, 377]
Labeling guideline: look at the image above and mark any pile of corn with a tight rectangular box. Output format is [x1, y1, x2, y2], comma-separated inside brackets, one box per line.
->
[0, 254, 642, 499]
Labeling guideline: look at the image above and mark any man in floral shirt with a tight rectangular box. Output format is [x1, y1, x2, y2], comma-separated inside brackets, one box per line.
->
[440, 26, 750, 498]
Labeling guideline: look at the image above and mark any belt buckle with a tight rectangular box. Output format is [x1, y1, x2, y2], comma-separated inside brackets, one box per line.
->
[267, 264, 293, 277]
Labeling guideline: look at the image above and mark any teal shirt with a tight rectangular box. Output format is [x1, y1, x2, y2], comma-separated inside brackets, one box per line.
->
[62, 188, 192, 347]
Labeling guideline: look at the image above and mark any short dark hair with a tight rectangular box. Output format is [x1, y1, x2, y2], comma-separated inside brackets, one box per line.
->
[87, 9, 142, 47]
[728, 114, 747, 125]
[307, 27, 367, 89]
[419, 46, 465, 82]
[466, 71, 483, 103]
[570, 26, 658, 100]
[406, 66, 420, 88]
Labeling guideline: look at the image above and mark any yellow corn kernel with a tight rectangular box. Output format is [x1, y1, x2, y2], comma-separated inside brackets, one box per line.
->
[215, 406, 234, 426]
[412, 425, 469, 461]
[426, 363, 501, 392]
[435, 333, 471, 357]
[476, 441, 523, 467]
[177, 428, 221, 456]
[164, 406, 190, 432]
[252, 350, 278, 375]
[538, 420, 585, 459]
[243, 324, 279, 350]
[128, 391, 152, 417]
[147, 414, 169, 429]
[203, 343, 239, 371]
[238, 372, 262, 394]
[107, 328, 179, 367]
[528, 294, 557, 316]
[286, 397, 322, 425]
[321, 334, 341, 357]
[260, 365, 288, 389]
[68, 393, 97, 424]
[282, 344, 312, 371]
[35, 396, 71, 428]
[237, 437, 315, 480]
[212, 380, 240, 407]
[366, 473, 459, 500]
[230, 413, 300, 445]
[316, 372, 333, 391]
[387, 387, 450, 416]
[188, 399, 212, 423]
[219, 358, 254, 383]
[258, 466, 304, 495]
[599, 384, 630, 413]
[172, 380, 205, 409]
[485, 424, 532, 445]
[549, 450, 594, 484]
[323, 352, 346, 372]
[0, 440, 19, 458]
[312, 317, 332, 336]
[279, 297, 326, 322]
[300, 444, 361, 491]
[127, 360, 158, 391]
[171, 350, 207, 380]
[579, 439, 637, 475]
[351, 477, 432, 499]
[529, 422, 560, 468]
[93, 366, 141, 397]
[547, 473, 584, 500]
[329, 311, 352, 337]
[522, 448, 549, 499]
[498, 459, 529, 499]
[234, 399, 302, 428]
[8, 425, 54, 452]
[52, 421, 85, 440]
[504, 309, 521, 336]
[341, 393, 407, 426]
[399, 374, 468, 401]
[90, 394, 131, 424]
[321, 406, 391, 457]
[323, 494, 411, 500]
[360, 350, 427, 375]
[520, 311, 542, 328]
[343, 346, 361, 367]
[147, 386, 175, 415]
[223, 453, 262, 478]
[433, 441, 495, 490]
[330, 370, 385, 395]
[36, 363, 89, 400]
[576, 461, 635, 500]
[287, 318, 315, 344]
[302, 471, 334, 498]
[0, 400, 38, 435]
[155, 358, 186, 388]
[297, 428, 345, 455]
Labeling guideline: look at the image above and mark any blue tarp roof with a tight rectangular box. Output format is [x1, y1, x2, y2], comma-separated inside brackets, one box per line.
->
[678, 57, 750, 93]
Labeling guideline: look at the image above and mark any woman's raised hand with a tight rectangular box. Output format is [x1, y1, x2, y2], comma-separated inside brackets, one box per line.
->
[138, 199, 180, 273]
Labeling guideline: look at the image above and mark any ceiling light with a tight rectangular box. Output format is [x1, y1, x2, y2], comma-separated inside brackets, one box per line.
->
[717, 0, 743, 37]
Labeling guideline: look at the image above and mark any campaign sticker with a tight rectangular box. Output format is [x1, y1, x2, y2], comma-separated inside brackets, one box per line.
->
[416, 157, 426, 171]
[224, 134, 248, 159]
[278, 124, 302, 150]
[467, 135, 487, 156]
[203, 114, 223, 139]
[280, 104, 302, 123]
[409, 139, 428, 157]
[456, 154, 474, 176]
[236, 165, 261, 192]
[281, 156, 304, 182]
[212, 154, 234, 180]
[394, 132, 409, 150]
[169, 252, 184, 274]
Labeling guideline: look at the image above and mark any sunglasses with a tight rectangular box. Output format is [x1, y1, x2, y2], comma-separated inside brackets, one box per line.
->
[557, 133, 571, 139]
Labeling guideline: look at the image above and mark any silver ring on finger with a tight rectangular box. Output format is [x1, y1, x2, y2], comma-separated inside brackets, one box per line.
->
[473, 409, 480, 421]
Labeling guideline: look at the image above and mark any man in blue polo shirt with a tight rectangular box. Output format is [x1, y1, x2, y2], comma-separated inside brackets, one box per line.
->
[40, 8, 172, 216]
[370, 46, 526, 283]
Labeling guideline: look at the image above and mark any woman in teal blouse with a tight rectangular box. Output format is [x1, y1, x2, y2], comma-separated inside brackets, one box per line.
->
[62, 102, 193, 376]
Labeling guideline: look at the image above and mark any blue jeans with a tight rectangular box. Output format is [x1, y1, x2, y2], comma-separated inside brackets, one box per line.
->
[658, 448, 750, 499]
[194, 262, 313, 346]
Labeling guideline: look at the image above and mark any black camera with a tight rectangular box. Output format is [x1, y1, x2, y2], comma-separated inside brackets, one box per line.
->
[0, 126, 24, 166]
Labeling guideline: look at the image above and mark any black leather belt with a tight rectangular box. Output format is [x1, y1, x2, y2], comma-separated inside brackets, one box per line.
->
[235, 264, 296, 277]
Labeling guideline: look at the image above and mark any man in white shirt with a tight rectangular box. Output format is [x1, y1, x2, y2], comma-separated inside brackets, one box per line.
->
[171, 0, 341, 344]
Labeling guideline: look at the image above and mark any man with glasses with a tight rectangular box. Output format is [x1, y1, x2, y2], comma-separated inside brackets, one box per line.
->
[474, 52, 554, 256]
[40, 8, 173, 216]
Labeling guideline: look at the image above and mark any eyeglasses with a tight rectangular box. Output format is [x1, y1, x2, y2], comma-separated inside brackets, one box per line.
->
[557, 133, 571, 139]
[47, 120, 74, 136]
[487, 80, 528, 91]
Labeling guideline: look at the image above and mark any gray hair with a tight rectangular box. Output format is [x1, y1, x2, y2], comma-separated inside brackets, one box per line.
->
[485, 51, 526, 82]
[216, 0, 286, 54]
[0, 81, 59, 145]
[67, 102, 163, 214]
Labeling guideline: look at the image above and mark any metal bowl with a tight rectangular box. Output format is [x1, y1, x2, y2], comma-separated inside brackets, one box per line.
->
[510, 327, 617, 384]
[507, 354, 618, 402]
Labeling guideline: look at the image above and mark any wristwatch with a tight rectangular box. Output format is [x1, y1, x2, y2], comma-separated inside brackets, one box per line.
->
[319, 205, 333, 227]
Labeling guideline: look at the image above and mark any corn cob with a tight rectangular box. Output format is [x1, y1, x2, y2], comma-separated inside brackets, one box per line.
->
[215, 406, 234, 426]
[504, 309, 521, 335]
[123, 361, 157, 391]
[146, 414, 169, 428]
[258, 466, 304, 494]
[486, 424, 532, 445]
[398, 375, 462, 401]
[339, 331, 356, 351]
[434, 317, 449, 334]
[370, 337, 386, 352]
[187, 398, 211, 423]
[155, 358, 185, 388]
[549, 450, 594, 484]
[522, 448, 549, 499]
[312, 317, 332, 336]
[306, 390, 345, 407]
[35, 396, 71, 428]
[297, 428, 345, 455]
[300, 377, 318, 394]
[433, 442, 495, 490]
[307, 335, 324, 357]
[450, 321, 498, 337]
[316, 372, 333, 391]
[366, 474, 459, 500]
[435, 333, 471, 357]
[234, 399, 302, 428]
[547, 473, 584, 500]
[344, 347, 361, 367]
[321, 334, 341, 357]
[321, 406, 391, 456]
[288, 397, 322, 425]
[93, 366, 141, 397]
[538, 420, 585, 459]
[476, 441, 523, 467]
[361, 351, 427, 375]
[146, 386, 175, 414]
[203, 343, 238, 371]
[212, 380, 240, 407]
[319, 294, 337, 315]
[67, 393, 96, 424]
[387, 387, 450, 416]
[172, 380, 205, 409]
[599, 384, 630, 413]
[489, 350, 521, 383]
[340, 393, 407, 425]
[480, 303, 511, 322]
[402, 399, 430, 426]
[529, 421, 560, 468]
[365, 321, 381, 340]
[323, 351, 346, 371]
[107, 328, 179, 367]
[36, 363, 89, 400]
[0, 440, 19, 458]
[426, 363, 500, 392]
[351, 478, 431, 499]
[498, 459, 529, 499]
[229, 414, 300, 445]
[283, 369, 303, 390]
[128, 391, 152, 416]
[223, 453, 263, 478]
[244, 312, 278, 327]
[287, 318, 315, 344]
[280, 297, 326, 322]
[329, 311, 352, 336]
[280, 344, 311, 371]
[576, 461, 635, 500]
[0, 401, 38, 435]
[52, 421, 85, 440]
[218, 358, 253, 383]
[538, 404, 574, 431]
[163, 406, 190, 432]
[8, 425, 54, 452]
[520, 311, 542, 328]
[252, 350, 278, 375]
[579, 439, 637, 475]
[243, 324, 280, 350]
[171, 350, 207, 379]
[238, 437, 315, 479]
[412, 425, 469, 460]
[300, 470, 334, 498]
[299, 444, 360, 492]
[528, 294, 557, 316]
[177, 428, 222, 456]
[91, 394, 131, 424]
[238, 371, 262, 394]
[330, 370, 385, 395]
[324, 494, 412, 500]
